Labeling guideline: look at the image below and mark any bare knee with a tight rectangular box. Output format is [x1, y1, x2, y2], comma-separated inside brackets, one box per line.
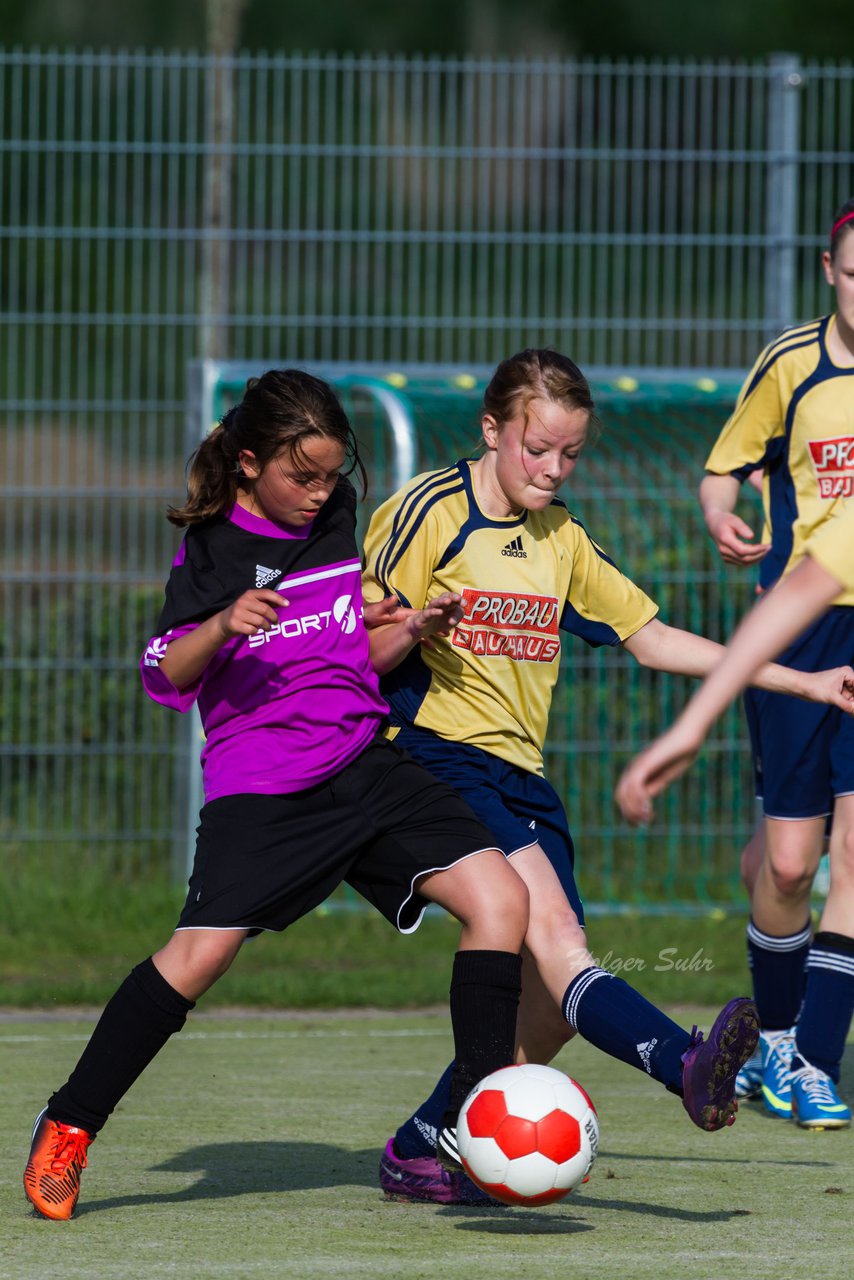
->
[153, 930, 247, 1001]
[472, 874, 529, 950]
[761, 819, 825, 907]
[765, 852, 815, 901]
[421, 853, 530, 951]
[823, 823, 854, 917]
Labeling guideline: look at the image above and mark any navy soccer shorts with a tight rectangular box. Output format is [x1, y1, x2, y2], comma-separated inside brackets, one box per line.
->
[743, 604, 854, 819]
[389, 724, 585, 925]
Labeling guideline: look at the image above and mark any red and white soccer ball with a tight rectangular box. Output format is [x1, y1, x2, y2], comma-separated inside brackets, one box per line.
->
[457, 1063, 599, 1206]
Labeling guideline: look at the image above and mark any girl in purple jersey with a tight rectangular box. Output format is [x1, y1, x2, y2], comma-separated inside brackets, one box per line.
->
[23, 369, 530, 1222]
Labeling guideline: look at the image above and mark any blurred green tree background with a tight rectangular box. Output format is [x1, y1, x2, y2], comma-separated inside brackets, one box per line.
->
[0, 0, 847, 58]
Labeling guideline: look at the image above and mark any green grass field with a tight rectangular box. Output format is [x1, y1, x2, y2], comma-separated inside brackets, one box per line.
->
[2, 1008, 851, 1280]
[0, 872, 801, 1008]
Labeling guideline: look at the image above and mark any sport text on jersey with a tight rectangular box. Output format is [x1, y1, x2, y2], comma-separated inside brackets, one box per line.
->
[453, 588, 560, 663]
[247, 594, 360, 645]
[809, 436, 854, 498]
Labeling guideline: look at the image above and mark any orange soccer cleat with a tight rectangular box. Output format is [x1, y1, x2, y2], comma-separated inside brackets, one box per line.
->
[23, 1108, 94, 1220]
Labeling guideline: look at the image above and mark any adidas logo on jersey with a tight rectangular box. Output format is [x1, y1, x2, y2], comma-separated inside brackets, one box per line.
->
[501, 535, 527, 558]
[255, 564, 281, 588]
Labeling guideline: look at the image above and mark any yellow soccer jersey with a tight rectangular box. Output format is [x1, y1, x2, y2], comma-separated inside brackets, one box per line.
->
[806, 502, 854, 596]
[362, 459, 658, 775]
[705, 314, 854, 605]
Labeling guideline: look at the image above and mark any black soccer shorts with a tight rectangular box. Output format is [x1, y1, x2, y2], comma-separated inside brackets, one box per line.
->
[176, 734, 501, 935]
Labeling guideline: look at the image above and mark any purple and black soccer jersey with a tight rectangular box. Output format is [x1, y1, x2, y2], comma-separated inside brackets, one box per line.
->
[140, 480, 388, 802]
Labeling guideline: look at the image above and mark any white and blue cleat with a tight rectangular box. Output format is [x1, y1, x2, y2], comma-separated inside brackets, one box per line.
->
[735, 1045, 764, 1100]
[760, 1028, 796, 1118]
[789, 1059, 852, 1130]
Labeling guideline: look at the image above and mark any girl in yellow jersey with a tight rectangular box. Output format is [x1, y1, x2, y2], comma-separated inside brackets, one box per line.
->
[617, 504, 854, 1127]
[698, 199, 854, 1127]
[363, 348, 854, 1202]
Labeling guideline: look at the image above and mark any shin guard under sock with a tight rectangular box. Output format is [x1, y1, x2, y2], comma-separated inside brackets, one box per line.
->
[563, 966, 691, 1092]
[446, 949, 522, 1119]
[746, 917, 811, 1031]
[794, 932, 854, 1082]
[393, 1062, 456, 1159]
[47, 957, 195, 1134]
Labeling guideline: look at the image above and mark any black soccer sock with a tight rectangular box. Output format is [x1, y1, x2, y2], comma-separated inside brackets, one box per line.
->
[445, 949, 522, 1121]
[46, 957, 195, 1135]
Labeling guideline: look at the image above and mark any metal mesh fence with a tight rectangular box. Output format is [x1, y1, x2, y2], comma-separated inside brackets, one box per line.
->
[2, 48, 853, 906]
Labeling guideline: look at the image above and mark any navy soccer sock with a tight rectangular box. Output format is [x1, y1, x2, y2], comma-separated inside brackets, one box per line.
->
[562, 966, 691, 1093]
[746, 917, 811, 1031]
[393, 1062, 456, 1159]
[794, 932, 854, 1082]
[47, 957, 195, 1135]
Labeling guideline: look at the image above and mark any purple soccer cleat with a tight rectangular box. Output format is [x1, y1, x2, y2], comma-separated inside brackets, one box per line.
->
[681, 997, 761, 1132]
[378, 1138, 500, 1206]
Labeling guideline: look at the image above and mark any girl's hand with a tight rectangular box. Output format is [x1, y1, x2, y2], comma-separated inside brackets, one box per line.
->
[802, 665, 854, 712]
[614, 723, 704, 826]
[363, 596, 409, 629]
[364, 591, 465, 676]
[706, 510, 770, 566]
[216, 589, 288, 638]
[406, 592, 464, 643]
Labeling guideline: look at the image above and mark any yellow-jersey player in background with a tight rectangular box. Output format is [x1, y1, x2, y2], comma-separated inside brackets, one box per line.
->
[617, 502, 854, 1127]
[618, 501, 854, 815]
[363, 348, 854, 1204]
[699, 198, 854, 1128]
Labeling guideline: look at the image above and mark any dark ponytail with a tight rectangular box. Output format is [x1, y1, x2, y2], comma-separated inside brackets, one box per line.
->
[167, 410, 242, 527]
[168, 369, 367, 527]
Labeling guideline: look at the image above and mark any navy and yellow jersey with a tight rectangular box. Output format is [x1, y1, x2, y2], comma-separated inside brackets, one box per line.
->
[807, 501, 854, 596]
[362, 459, 658, 775]
[705, 314, 854, 604]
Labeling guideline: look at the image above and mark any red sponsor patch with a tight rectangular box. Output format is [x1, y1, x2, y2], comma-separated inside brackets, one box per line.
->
[452, 588, 561, 663]
[809, 436, 854, 499]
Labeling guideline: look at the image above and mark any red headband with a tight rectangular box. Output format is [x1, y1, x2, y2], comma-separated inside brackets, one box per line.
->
[830, 210, 854, 243]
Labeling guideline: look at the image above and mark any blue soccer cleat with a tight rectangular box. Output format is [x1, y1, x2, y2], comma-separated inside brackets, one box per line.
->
[789, 1060, 852, 1130]
[735, 1044, 764, 1100]
[760, 1028, 796, 1118]
[379, 1138, 500, 1206]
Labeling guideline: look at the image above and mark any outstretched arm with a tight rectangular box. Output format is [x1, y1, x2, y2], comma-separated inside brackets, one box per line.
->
[622, 613, 853, 708]
[367, 592, 464, 676]
[615, 556, 851, 825]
